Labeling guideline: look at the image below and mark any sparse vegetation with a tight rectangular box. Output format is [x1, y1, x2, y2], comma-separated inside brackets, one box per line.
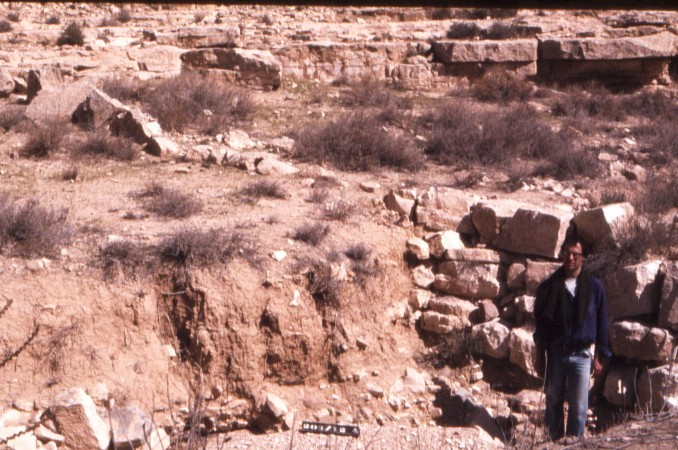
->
[101, 75, 145, 102]
[61, 166, 79, 181]
[307, 259, 342, 309]
[344, 242, 376, 281]
[322, 198, 356, 221]
[0, 195, 73, 258]
[471, 70, 532, 103]
[0, 20, 13, 33]
[295, 111, 423, 172]
[158, 227, 251, 267]
[45, 15, 60, 25]
[56, 22, 85, 46]
[73, 132, 139, 161]
[446, 22, 481, 39]
[634, 119, 678, 165]
[241, 180, 288, 199]
[132, 183, 203, 219]
[143, 72, 255, 134]
[0, 105, 27, 130]
[99, 240, 153, 280]
[632, 175, 678, 215]
[306, 188, 330, 204]
[600, 190, 628, 205]
[6, 12, 20, 23]
[20, 124, 65, 159]
[342, 77, 413, 123]
[293, 222, 330, 246]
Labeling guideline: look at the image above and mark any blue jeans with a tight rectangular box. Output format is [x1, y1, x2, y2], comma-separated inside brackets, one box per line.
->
[544, 343, 592, 440]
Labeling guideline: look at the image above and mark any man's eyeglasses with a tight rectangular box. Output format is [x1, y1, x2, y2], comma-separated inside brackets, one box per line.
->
[563, 251, 583, 260]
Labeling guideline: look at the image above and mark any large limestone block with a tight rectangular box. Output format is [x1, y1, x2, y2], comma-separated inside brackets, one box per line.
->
[406, 237, 429, 260]
[494, 208, 572, 259]
[25, 81, 93, 124]
[508, 326, 537, 376]
[255, 158, 299, 176]
[420, 311, 468, 334]
[383, 189, 415, 218]
[71, 88, 125, 131]
[181, 48, 282, 89]
[126, 45, 184, 75]
[411, 264, 435, 288]
[415, 186, 469, 231]
[428, 296, 478, 323]
[26, 66, 64, 103]
[539, 32, 678, 60]
[637, 365, 678, 412]
[603, 365, 637, 407]
[444, 248, 501, 264]
[605, 260, 662, 320]
[109, 405, 152, 450]
[525, 260, 561, 295]
[609, 321, 674, 362]
[432, 39, 537, 63]
[164, 26, 241, 48]
[471, 319, 511, 359]
[659, 261, 678, 331]
[471, 199, 529, 246]
[51, 388, 110, 450]
[436, 261, 502, 299]
[572, 202, 635, 250]
[425, 231, 465, 259]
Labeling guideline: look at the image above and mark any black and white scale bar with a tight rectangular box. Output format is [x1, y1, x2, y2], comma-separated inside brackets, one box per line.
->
[300, 421, 360, 437]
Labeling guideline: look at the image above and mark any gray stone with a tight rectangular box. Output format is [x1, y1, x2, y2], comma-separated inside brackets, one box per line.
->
[443, 248, 501, 263]
[603, 365, 637, 407]
[637, 365, 678, 412]
[406, 237, 429, 260]
[50, 388, 110, 450]
[411, 264, 435, 288]
[255, 158, 299, 176]
[659, 261, 678, 331]
[494, 208, 572, 259]
[477, 300, 499, 323]
[269, 136, 295, 153]
[507, 262, 526, 291]
[403, 368, 426, 394]
[181, 48, 282, 90]
[525, 260, 561, 295]
[432, 39, 537, 63]
[109, 405, 152, 450]
[471, 319, 511, 359]
[539, 32, 677, 60]
[425, 231, 465, 259]
[415, 186, 469, 231]
[383, 190, 415, 218]
[0, 70, 15, 97]
[428, 296, 478, 323]
[609, 321, 675, 362]
[26, 67, 64, 103]
[435, 261, 502, 299]
[420, 311, 468, 334]
[573, 202, 635, 250]
[471, 200, 528, 246]
[508, 326, 537, 376]
[408, 289, 432, 310]
[605, 260, 662, 319]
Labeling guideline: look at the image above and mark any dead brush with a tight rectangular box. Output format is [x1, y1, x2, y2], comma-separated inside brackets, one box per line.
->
[307, 260, 343, 309]
[0, 105, 27, 131]
[292, 222, 330, 246]
[471, 70, 533, 103]
[101, 75, 146, 102]
[73, 131, 139, 161]
[344, 243, 377, 282]
[31, 321, 82, 376]
[634, 119, 678, 166]
[305, 188, 330, 204]
[157, 227, 255, 268]
[99, 239, 154, 280]
[240, 179, 288, 199]
[342, 76, 413, 123]
[322, 198, 356, 221]
[56, 22, 85, 46]
[0, 195, 73, 258]
[0, 298, 40, 371]
[131, 183, 203, 219]
[20, 122, 65, 159]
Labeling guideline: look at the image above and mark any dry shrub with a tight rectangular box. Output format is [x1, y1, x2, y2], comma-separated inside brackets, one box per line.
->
[0, 195, 73, 258]
[634, 119, 678, 165]
[306, 188, 330, 204]
[0, 105, 27, 130]
[20, 123, 65, 158]
[633, 175, 678, 215]
[322, 199, 356, 221]
[133, 183, 202, 219]
[344, 243, 376, 281]
[56, 22, 85, 46]
[600, 190, 628, 205]
[446, 22, 481, 39]
[99, 240, 153, 280]
[158, 227, 251, 267]
[343, 76, 413, 113]
[484, 22, 523, 40]
[142, 72, 255, 135]
[293, 222, 329, 246]
[101, 75, 145, 102]
[620, 89, 678, 120]
[61, 166, 79, 181]
[471, 70, 532, 103]
[45, 15, 60, 25]
[423, 103, 573, 169]
[0, 20, 12, 33]
[551, 82, 626, 122]
[416, 329, 480, 369]
[241, 179, 287, 199]
[307, 260, 343, 309]
[6, 12, 20, 23]
[533, 147, 601, 180]
[295, 111, 423, 172]
[73, 132, 138, 161]
[117, 9, 132, 23]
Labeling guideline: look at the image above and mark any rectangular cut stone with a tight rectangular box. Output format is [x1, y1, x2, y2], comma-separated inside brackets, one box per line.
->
[525, 260, 561, 295]
[539, 32, 677, 60]
[605, 260, 663, 320]
[420, 311, 468, 334]
[444, 248, 501, 263]
[435, 261, 502, 299]
[415, 187, 469, 231]
[432, 39, 537, 63]
[471, 200, 534, 246]
[609, 321, 675, 362]
[572, 202, 634, 250]
[428, 296, 477, 322]
[494, 208, 572, 259]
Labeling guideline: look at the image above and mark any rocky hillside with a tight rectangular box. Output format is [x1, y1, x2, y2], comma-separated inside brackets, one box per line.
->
[0, 4, 676, 450]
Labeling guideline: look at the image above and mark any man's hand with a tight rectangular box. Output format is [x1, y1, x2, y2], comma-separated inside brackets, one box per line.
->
[592, 355, 604, 378]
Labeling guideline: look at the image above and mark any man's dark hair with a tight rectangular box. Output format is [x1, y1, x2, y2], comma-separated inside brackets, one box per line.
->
[560, 233, 591, 257]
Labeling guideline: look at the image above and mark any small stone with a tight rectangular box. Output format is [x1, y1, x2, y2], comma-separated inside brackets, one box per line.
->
[366, 383, 384, 398]
[270, 250, 287, 261]
[356, 337, 368, 350]
[359, 181, 380, 193]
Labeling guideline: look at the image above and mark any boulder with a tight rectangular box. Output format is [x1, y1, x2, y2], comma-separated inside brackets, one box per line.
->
[508, 326, 537, 376]
[658, 261, 678, 331]
[425, 231, 465, 259]
[26, 67, 63, 103]
[525, 260, 561, 295]
[383, 189, 415, 218]
[415, 186, 469, 231]
[50, 388, 110, 450]
[25, 81, 93, 125]
[224, 129, 257, 151]
[109, 405, 152, 450]
[126, 45, 184, 76]
[406, 237, 429, 260]
[255, 158, 299, 176]
[420, 311, 468, 334]
[637, 365, 678, 412]
[603, 365, 637, 407]
[70, 88, 125, 131]
[515, 295, 536, 324]
[269, 136, 295, 154]
[572, 202, 635, 250]
[408, 289, 432, 310]
[181, 48, 282, 90]
[109, 108, 179, 157]
[435, 261, 502, 299]
[494, 208, 572, 259]
[428, 296, 478, 323]
[609, 321, 675, 362]
[411, 264, 435, 288]
[403, 367, 427, 394]
[471, 319, 511, 359]
[477, 299, 499, 323]
[471, 199, 528, 246]
[507, 262, 526, 291]
[604, 260, 663, 319]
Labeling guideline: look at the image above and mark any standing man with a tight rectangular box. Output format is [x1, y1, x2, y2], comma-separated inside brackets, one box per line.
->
[533, 233, 611, 441]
